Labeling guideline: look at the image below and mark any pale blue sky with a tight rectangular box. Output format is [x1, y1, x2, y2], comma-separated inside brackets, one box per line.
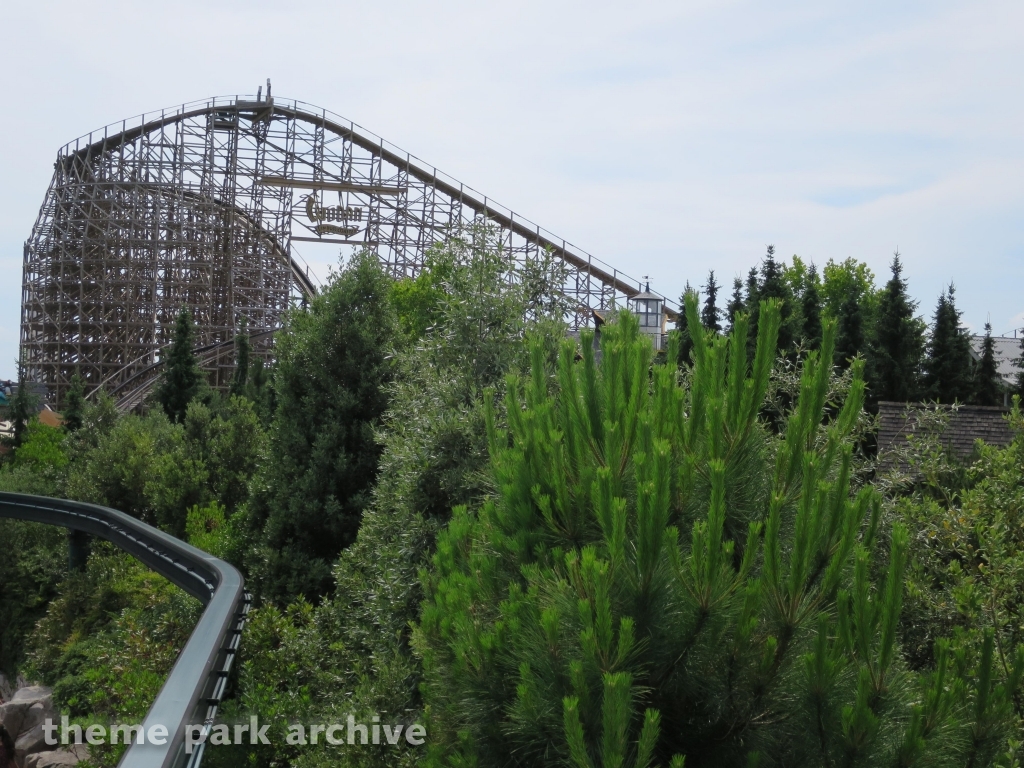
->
[2, 0, 1023, 380]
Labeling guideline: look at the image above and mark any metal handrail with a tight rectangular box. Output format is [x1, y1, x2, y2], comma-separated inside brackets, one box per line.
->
[0, 492, 250, 768]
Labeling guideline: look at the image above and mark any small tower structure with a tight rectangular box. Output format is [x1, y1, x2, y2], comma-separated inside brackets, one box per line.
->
[630, 283, 666, 350]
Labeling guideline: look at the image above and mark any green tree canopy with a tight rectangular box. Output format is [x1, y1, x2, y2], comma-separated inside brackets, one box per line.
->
[866, 253, 925, 403]
[675, 282, 695, 366]
[923, 284, 974, 404]
[726, 277, 745, 332]
[800, 263, 822, 350]
[9, 356, 37, 449]
[62, 374, 85, 432]
[243, 251, 399, 602]
[700, 270, 721, 334]
[820, 257, 878, 321]
[156, 308, 204, 423]
[416, 299, 1019, 767]
[973, 322, 1003, 406]
[230, 320, 250, 398]
[834, 289, 865, 369]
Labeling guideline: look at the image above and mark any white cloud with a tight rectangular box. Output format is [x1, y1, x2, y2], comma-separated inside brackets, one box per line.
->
[2, 0, 1023, 378]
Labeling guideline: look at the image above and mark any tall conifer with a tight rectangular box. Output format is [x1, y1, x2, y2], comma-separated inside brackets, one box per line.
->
[63, 373, 85, 432]
[923, 284, 973, 404]
[157, 308, 203, 423]
[801, 264, 822, 350]
[231, 321, 251, 398]
[866, 253, 924, 403]
[726, 277, 745, 331]
[834, 290, 864, 369]
[675, 282, 696, 366]
[753, 245, 795, 356]
[973, 322, 1002, 406]
[9, 356, 36, 449]
[701, 270, 721, 333]
[245, 252, 398, 601]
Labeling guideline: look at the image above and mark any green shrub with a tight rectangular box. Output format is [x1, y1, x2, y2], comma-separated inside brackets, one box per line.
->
[415, 300, 1022, 767]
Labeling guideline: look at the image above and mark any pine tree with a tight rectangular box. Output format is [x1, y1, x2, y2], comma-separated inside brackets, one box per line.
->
[745, 267, 759, 308]
[750, 245, 795, 357]
[834, 290, 864, 369]
[416, 297, 1023, 767]
[157, 308, 203, 423]
[246, 357, 272, 421]
[701, 270, 721, 333]
[10, 357, 37, 449]
[923, 285, 974, 404]
[726, 277, 745, 332]
[801, 263, 822, 350]
[63, 373, 85, 432]
[230, 321, 250, 398]
[865, 253, 924, 403]
[675, 282, 696, 367]
[972, 322, 1002, 406]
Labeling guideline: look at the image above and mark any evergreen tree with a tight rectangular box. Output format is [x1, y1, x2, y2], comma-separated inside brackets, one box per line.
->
[245, 357, 272, 421]
[726, 277, 744, 331]
[745, 267, 759, 307]
[834, 289, 864, 369]
[416, 297, 1022, 767]
[866, 253, 924, 403]
[9, 357, 37, 449]
[675, 282, 696, 367]
[973, 322, 1002, 406]
[923, 284, 974, 404]
[801, 263, 822, 350]
[156, 308, 203, 423]
[245, 252, 399, 601]
[230, 321, 250, 398]
[750, 245, 795, 357]
[700, 270, 721, 333]
[62, 373, 85, 432]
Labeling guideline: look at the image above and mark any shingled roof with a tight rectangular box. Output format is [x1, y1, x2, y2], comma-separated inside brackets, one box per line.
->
[877, 401, 1015, 472]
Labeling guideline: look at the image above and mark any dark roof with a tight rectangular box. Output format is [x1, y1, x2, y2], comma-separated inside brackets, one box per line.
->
[877, 401, 1015, 472]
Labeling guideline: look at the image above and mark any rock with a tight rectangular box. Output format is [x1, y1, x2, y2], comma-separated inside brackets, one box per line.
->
[15, 717, 50, 762]
[8, 690, 50, 708]
[1, 687, 56, 768]
[0, 674, 26, 705]
[0, 674, 13, 704]
[24, 751, 80, 767]
[0, 702, 26, 745]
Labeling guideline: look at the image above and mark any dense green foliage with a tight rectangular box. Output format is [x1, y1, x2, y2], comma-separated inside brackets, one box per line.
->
[231, 321, 251, 398]
[62, 374, 85, 432]
[415, 300, 1023, 767]
[682, 249, 1011, 407]
[242, 252, 399, 602]
[974, 324, 1003, 406]
[156, 308, 204, 423]
[924, 286, 975, 404]
[9, 357, 37, 448]
[3, 236, 1024, 768]
[866, 255, 926, 403]
[211, 231, 572, 768]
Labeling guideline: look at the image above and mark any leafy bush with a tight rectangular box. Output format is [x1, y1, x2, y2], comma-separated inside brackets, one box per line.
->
[891, 403, 1024, 691]
[26, 543, 201, 767]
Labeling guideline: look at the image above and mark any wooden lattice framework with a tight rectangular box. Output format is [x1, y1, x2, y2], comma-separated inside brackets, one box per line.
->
[21, 90, 675, 407]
